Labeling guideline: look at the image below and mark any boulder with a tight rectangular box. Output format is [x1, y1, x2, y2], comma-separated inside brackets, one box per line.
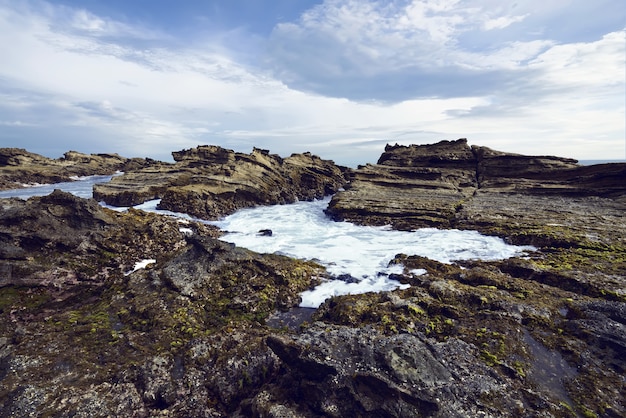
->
[259, 323, 520, 417]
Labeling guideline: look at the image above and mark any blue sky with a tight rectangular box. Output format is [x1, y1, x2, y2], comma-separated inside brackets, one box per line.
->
[0, 0, 624, 166]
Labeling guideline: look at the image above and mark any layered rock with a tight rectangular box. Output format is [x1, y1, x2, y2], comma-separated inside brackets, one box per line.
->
[326, 138, 626, 229]
[94, 146, 347, 218]
[0, 148, 155, 191]
[315, 139, 626, 416]
[473, 145, 625, 195]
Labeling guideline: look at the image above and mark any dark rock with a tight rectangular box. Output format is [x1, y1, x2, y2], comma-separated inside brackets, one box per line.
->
[260, 323, 523, 417]
[0, 187, 326, 417]
[258, 229, 273, 236]
[336, 273, 360, 283]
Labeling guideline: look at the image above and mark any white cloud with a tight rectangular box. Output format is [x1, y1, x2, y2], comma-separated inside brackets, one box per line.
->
[0, 120, 33, 127]
[0, 0, 623, 165]
[482, 14, 528, 31]
[528, 31, 625, 86]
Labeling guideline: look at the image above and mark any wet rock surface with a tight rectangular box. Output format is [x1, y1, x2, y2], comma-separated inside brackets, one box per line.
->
[0, 191, 326, 417]
[0, 141, 625, 417]
[93, 146, 347, 218]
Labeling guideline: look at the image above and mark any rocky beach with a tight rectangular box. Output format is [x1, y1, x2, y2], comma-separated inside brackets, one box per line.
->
[0, 140, 625, 417]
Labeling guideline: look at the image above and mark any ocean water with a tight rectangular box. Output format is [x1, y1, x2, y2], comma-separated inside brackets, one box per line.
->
[1, 177, 535, 308]
[578, 160, 624, 165]
[0, 174, 116, 199]
[210, 197, 534, 307]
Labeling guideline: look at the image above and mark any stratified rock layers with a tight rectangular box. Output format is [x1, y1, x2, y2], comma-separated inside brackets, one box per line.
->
[93, 146, 347, 218]
[326, 138, 626, 230]
[0, 148, 156, 190]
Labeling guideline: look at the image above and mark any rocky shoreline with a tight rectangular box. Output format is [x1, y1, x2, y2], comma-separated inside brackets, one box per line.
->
[0, 148, 160, 191]
[0, 142, 624, 417]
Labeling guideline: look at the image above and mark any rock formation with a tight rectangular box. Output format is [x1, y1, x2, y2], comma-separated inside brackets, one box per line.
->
[0, 141, 625, 417]
[0, 148, 156, 191]
[93, 146, 348, 219]
[326, 138, 626, 229]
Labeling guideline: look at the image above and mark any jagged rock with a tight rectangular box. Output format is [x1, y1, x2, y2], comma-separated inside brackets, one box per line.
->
[317, 139, 625, 417]
[0, 148, 156, 191]
[93, 146, 347, 218]
[473, 145, 626, 195]
[326, 139, 478, 229]
[259, 323, 528, 417]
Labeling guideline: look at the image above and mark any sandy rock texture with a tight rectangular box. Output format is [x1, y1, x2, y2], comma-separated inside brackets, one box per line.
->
[93, 146, 348, 218]
[0, 148, 156, 191]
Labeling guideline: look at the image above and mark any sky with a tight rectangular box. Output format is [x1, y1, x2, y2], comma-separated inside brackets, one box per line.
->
[0, 0, 624, 166]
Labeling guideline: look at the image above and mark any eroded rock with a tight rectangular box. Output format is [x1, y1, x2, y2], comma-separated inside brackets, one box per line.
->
[1, 141, 624, 417]
[94, 146, 347, 218]
[0, 148, 156, 191]
[326, 138, 626, 229]
[0, 188, 326, 417]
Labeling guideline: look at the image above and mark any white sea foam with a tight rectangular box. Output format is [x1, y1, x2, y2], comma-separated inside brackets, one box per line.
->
[125, 259, 156, 275]
[1, 177, 535, 308]
[211, 197, 535, 308]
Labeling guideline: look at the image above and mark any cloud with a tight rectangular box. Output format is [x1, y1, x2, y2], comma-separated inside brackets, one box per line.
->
[0, 0, 623, 166]
[265, 0, 555, 101]
[482, 14, 528, 31]
[266, 0, 624, 103]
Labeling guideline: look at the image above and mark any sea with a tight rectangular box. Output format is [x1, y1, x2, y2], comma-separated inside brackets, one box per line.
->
[578, 160, 624, 165]
[0, 176, 535, 308]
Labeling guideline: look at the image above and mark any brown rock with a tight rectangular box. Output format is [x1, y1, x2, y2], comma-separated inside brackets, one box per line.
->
[94, 145, 347, 219]
[0, 148, 156, 191]
[326, 139, 626, 230]
[326, 139, 478, 229]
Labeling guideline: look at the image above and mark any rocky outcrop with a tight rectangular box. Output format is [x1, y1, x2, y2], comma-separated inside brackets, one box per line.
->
[473, 145, 625, 195]
[0, 148, 156, 191]
[93, 146, 347, 218]
[326, 138, 626, 229]
[315, 139, 626, 417]
[325, 139, 483, 229]
[1, 142, 625, 417]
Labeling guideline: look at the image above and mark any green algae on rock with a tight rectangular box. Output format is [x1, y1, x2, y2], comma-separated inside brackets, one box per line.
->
[1, 141, 625, 417]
